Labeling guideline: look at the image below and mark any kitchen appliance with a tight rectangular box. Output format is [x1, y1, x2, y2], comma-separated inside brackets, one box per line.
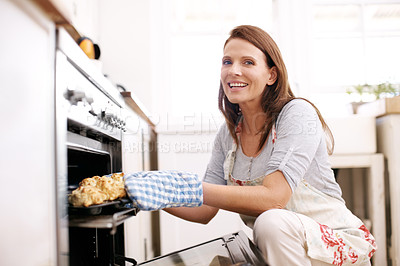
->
[55, 28, 137, 266]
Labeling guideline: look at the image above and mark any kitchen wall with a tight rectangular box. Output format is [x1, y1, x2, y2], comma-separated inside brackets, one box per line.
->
[0, 0, 58, 265]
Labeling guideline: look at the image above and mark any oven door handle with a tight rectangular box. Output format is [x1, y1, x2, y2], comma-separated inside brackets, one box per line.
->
[115, 254, 137, 266]
[67, 142, 110, 155]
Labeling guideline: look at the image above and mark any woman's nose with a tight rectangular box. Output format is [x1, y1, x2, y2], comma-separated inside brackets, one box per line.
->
[229, 63, 242, 76]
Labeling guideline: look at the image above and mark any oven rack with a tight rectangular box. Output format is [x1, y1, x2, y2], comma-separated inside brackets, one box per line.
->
[68, 207, 138, 235]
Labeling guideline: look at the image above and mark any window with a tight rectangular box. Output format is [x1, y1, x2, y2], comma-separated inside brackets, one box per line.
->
[155, 0, 273, 130]
[311, 1, 400, 91]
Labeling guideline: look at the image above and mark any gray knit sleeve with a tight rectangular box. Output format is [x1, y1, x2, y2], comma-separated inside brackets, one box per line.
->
[203, 123, 231, 185]
[265, 99, 323, 192]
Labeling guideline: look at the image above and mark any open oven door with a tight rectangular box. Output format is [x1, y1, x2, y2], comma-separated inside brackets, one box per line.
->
[138, 231, 267, 266]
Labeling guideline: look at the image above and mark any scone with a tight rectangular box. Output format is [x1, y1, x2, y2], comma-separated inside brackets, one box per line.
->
[69, 173, 126, 207]
[79, 176, 100, 187]
[96, 176, 125, 201]
[110, 173, 126, 197]
[68, 186, 108, 207]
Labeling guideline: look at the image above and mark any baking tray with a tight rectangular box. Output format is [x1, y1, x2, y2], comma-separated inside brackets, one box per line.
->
[68, 197, 133, 215]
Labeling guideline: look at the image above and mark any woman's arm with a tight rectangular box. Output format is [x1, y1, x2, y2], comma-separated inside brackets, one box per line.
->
[164, 204, 219, 224]
[165, 170, 291, 223]
[203, 170, 292, 217]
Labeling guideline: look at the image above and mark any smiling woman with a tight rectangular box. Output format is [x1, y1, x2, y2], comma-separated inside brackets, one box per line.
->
[162, 25, 377, 266]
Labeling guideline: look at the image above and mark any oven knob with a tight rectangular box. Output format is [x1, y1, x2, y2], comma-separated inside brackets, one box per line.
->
[114, 117, 121, 128]
[85, 96, 94, 105]
[64, 88, 85, 105]
[104, 112, 114, 129]
[88, 109, 97, 117]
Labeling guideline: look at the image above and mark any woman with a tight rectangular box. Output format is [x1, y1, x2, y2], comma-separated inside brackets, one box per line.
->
[165, 25, 376, 265]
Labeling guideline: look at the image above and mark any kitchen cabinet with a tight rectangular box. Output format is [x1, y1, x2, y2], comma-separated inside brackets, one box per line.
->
[376, 114, 400, 266]
[0, 0, 58, 265]
[122, 97, 159, 263]
[32, 0, 99, 41]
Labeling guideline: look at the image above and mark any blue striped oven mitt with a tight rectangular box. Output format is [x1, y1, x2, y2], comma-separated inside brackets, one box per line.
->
[124, 170, 203, 211]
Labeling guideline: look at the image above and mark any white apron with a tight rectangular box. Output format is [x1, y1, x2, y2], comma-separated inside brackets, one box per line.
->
[222, 118, 377, 265]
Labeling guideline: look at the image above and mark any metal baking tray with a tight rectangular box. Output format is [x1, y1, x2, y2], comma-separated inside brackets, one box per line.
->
[68, 197, 133, 215]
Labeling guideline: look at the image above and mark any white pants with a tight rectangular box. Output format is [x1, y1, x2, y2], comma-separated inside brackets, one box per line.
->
[253, 209, 371, 266]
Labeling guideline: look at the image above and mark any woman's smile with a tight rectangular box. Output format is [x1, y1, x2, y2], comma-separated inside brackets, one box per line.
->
[228, 81, 249, 91]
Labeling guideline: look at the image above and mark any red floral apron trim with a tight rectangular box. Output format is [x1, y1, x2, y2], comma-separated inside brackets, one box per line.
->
[319, 223, 351, 265]
[272, 124, 277, 144]
[229, 175, 251, 186]
[319, 223, 377, 265]
[359, 224, 377, 258]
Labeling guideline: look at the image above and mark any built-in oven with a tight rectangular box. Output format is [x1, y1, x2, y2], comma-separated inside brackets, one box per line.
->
[55, 28, 137, 266]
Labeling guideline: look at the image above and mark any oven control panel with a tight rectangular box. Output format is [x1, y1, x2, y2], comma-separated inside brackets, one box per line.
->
[64, 87, 126, 132]
[57, 51, 125, 141]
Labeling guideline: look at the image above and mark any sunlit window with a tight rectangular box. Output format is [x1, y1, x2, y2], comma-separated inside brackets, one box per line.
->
[311, 2, 400, 91]
[165, 0, 273, 119]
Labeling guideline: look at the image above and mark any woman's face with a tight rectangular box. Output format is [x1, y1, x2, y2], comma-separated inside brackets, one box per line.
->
[221, 38, 276, 107]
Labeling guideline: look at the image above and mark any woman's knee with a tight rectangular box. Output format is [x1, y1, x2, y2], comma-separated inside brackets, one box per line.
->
[253, 209, 304, 243]
[253, 209, 289, 240]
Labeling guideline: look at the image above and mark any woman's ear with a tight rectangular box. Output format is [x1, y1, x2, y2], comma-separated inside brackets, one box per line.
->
[267, 66, 278, 85]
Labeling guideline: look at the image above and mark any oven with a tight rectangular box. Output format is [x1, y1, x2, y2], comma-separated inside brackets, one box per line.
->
[55, 28, 137, 266]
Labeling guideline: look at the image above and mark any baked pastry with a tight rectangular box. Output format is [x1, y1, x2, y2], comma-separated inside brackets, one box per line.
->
[79, 176, 100, 187]
[97, 176, 126, 201]
[68, 186, 108, 207]
[68, 173, 126, 207]
[111, 173, 124, 184]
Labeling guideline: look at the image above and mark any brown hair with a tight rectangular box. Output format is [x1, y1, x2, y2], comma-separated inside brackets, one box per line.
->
[218, 25, 334, 154]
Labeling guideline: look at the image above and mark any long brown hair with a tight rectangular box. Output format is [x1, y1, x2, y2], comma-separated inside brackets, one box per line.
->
[218, 25, 334, 154]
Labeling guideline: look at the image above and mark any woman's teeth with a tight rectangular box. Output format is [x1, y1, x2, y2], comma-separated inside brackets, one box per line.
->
[229, 82, 248, 88]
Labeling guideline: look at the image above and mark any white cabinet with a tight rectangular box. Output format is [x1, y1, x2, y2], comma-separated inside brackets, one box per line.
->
[376, 114, 400, 265]
[0, 1, 58, 265]
[122, 106, 158, 263]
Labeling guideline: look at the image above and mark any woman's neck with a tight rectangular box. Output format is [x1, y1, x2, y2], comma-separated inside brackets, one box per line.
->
[240, 105, 266, 136]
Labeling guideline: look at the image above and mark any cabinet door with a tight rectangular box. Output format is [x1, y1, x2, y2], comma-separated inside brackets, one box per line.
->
[377, 115, 400, 265]
[122, 108, 156, 262]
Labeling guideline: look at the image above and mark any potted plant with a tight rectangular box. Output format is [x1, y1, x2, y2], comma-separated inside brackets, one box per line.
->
[346, 82, 400, 114]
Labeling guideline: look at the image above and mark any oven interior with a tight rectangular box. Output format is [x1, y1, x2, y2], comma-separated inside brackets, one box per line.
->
[66, 125, 134, 266]
[69, 226, 126, 266]
[68, 148, 110, 190]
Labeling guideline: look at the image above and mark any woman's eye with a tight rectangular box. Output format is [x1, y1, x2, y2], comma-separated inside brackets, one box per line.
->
[223, 59, 232, 65]
[244, 60, 254, 65]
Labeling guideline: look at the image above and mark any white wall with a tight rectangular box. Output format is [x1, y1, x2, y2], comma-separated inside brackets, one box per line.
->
[0, 0, 58, 265]
[96, 0, 154, 112]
